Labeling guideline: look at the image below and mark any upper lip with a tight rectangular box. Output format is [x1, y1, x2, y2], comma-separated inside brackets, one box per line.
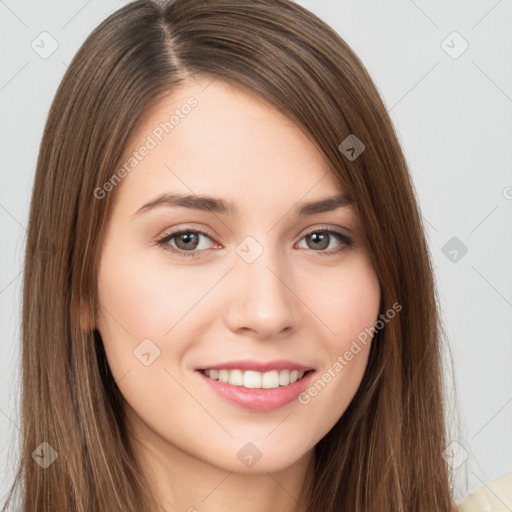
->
[197, 359, 313, 373]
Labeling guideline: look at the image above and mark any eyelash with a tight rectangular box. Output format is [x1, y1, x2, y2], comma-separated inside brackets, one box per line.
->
[156, 225, 355, 259]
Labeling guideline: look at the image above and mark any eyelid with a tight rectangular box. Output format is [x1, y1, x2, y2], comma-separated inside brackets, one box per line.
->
[156, 223, 218, 243]
[156, 227, 220, 255]
[298, 224, 355, 251]
[300, 223, 352, 238]
[156, 223, 355, 257]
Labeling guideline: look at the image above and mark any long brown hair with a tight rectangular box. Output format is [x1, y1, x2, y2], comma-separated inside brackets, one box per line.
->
[3, 0, 458, 510]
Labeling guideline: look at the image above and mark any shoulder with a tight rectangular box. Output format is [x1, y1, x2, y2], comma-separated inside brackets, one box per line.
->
[457, 473, 512, 512]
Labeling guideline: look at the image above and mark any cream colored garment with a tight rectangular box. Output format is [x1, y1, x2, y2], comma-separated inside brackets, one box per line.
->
[458, 473, 512, 511]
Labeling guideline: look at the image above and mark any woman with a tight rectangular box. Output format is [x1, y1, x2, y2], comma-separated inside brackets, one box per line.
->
[2, 0, 465, 510]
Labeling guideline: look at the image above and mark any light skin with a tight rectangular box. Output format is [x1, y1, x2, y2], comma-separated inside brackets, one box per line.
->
[91, 78, 381, 512]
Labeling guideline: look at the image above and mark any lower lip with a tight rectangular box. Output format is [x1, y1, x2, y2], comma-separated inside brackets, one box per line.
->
[197, 370, 315, 412]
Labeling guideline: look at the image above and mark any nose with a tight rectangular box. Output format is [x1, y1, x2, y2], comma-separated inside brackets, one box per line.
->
[223, 244, 301, 339]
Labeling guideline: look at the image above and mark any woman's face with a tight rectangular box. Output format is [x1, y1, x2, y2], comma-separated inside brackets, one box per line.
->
[94, 78, 381, 475]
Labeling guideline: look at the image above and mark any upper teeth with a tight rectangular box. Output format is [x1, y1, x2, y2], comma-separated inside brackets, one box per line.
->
[204, 369, 306, 389]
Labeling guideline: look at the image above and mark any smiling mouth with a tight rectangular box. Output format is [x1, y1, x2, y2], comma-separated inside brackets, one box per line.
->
[199, 368, 312, 389]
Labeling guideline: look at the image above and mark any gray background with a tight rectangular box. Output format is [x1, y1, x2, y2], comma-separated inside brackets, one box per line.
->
[1, 0, 511, 505]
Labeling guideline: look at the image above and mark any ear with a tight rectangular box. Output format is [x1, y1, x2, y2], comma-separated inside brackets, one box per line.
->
[79, 299, 95, 332]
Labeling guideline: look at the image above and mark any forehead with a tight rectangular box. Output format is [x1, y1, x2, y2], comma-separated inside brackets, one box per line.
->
[113, 78, 347, 216]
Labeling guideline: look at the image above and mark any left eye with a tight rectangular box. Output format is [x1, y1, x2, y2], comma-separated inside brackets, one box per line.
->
[156, 227, 354, 258]
[297, 229, 352, 253]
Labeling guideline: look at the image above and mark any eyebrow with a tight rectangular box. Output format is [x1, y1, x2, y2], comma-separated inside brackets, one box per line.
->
[134, 192, 352, 217]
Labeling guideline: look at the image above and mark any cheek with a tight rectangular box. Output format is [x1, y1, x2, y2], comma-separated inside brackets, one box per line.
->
[96, 231, 220, 337]
[329, 255, 380, 376]
[94, 235, 202, 382]
[293, 252, 380, 430]
[306, 250, 381, 352]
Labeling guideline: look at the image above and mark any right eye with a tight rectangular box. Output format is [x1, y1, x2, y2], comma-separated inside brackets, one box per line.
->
[156, 228, 220, 258]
